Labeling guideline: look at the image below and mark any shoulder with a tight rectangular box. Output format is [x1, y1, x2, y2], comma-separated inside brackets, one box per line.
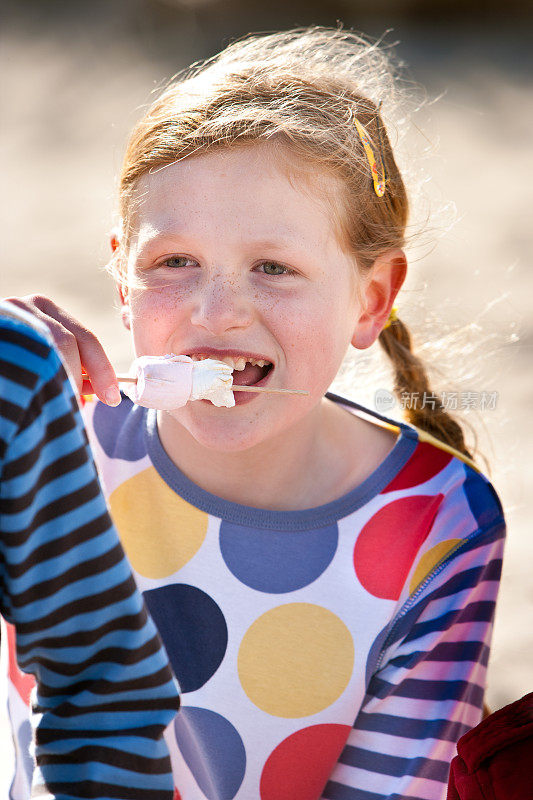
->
[0, 300, 61, 386]
[328, 392, 504, 538]
[349, 407, 505, 606]
[0, 299, 51, 337]
[380, 424, 506, 605]
[0, 302, 70, 458]
[388, 424, 504, 535]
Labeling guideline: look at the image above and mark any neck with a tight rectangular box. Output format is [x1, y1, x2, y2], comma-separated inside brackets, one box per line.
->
[157, 401, 343, 510]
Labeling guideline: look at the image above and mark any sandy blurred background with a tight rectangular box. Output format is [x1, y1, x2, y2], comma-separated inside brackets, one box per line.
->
[1, 0, 531, 770]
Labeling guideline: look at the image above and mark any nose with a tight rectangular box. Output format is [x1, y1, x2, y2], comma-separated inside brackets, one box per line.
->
[190, 274, 254, 336]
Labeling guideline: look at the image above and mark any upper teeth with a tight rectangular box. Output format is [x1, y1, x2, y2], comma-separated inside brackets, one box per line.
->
[190, 354, 270, 371]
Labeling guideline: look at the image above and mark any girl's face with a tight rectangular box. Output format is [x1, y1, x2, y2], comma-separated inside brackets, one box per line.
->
[121, 143, 385, 452]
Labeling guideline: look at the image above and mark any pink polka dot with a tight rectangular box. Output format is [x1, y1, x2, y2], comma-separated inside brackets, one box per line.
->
[353, 494, 444, 600]
[6, 622, 34, 706]
[382, 441, 452, 493]
[260, 724, 351, 800]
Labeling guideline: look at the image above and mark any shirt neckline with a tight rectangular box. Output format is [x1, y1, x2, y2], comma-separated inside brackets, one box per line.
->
[144, 392, 419, 531]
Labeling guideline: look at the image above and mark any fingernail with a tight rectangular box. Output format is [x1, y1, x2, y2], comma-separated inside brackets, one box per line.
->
[104, 386, 121, 407]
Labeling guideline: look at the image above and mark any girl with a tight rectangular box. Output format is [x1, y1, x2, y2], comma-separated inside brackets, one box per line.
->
[8, 27, 505, 800]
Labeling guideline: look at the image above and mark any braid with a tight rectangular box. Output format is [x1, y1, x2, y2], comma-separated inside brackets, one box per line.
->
[379, 316, 479, 463]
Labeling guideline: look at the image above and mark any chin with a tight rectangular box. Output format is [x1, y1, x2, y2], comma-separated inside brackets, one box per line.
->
[168, 404, 276, 453]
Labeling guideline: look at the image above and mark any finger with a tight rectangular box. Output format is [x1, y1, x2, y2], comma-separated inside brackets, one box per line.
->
[6, 297, 85, 390]
[6, 296, 120, 406]
[74, 328, 120, 406]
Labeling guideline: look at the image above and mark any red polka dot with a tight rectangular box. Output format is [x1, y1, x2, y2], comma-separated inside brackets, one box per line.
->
[354, 494, 444, 600]
[260, 724, 351, 800]
[173, 789, 182, 800]
[6, 622, 35, 706]
[382, 441, 452, 493]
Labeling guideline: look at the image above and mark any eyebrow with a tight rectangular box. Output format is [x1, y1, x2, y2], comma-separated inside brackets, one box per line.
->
[135, 228, 307, 257]
[135, 231, 186, 257]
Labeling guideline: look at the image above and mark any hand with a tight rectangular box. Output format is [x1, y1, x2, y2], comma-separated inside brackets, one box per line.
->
[5, 295, 121, 406]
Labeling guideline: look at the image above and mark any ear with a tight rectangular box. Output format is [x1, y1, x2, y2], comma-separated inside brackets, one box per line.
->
[351, 249, 407, 350]
[118, 284, 131, 331]
[111, 231, 131, 331]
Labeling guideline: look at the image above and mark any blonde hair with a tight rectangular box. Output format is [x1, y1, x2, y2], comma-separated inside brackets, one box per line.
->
[115, 26, 475, 461]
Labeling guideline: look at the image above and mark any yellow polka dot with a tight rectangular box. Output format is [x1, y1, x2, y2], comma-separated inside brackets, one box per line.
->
[409, 539, 463, 596]
[109, 467, 208, 578]
[238, 603, 354, 718]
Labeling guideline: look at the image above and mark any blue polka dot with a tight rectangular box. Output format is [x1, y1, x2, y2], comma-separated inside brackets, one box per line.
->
[174, 707, 246, 800]
[18, 720, 34, 788]
[219, 522, 338, 593]
[93, 398, 146, 461]
[143, 584, 227, 692]
[462, 467, 503, 529]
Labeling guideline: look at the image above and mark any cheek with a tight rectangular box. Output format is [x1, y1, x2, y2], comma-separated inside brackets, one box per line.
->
[272, 313, 346, 394]
[269, 288, 352, 355]
[281, 295, 355, 393]
[129, 285, 192, 332]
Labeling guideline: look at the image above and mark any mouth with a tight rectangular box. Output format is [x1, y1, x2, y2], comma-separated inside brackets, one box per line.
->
[188, 352, 274, 388]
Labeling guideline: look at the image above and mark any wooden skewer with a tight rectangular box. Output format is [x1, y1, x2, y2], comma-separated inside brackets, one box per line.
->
[115, 375, 308, 396]
[231, 385, 308, 395]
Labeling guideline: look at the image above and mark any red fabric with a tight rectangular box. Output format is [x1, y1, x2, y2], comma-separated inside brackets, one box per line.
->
[447, 693, 533, 800]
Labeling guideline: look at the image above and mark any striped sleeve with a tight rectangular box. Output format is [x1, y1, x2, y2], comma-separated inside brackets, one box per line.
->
[0, 312, 180, 800]
[323, 511, 505, 800]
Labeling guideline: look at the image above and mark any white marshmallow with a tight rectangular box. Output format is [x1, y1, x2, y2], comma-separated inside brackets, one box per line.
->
[123, 354, 235, 410]
[189, 358, 235, 407]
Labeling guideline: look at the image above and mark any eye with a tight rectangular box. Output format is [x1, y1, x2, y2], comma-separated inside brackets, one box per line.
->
[161, 256, 197, 269]
[256, 261, 293, 276]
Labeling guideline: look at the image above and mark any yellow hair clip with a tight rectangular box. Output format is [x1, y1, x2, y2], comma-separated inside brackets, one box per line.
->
[383, 306, 398, 330]
[353, 117, 386, 198]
